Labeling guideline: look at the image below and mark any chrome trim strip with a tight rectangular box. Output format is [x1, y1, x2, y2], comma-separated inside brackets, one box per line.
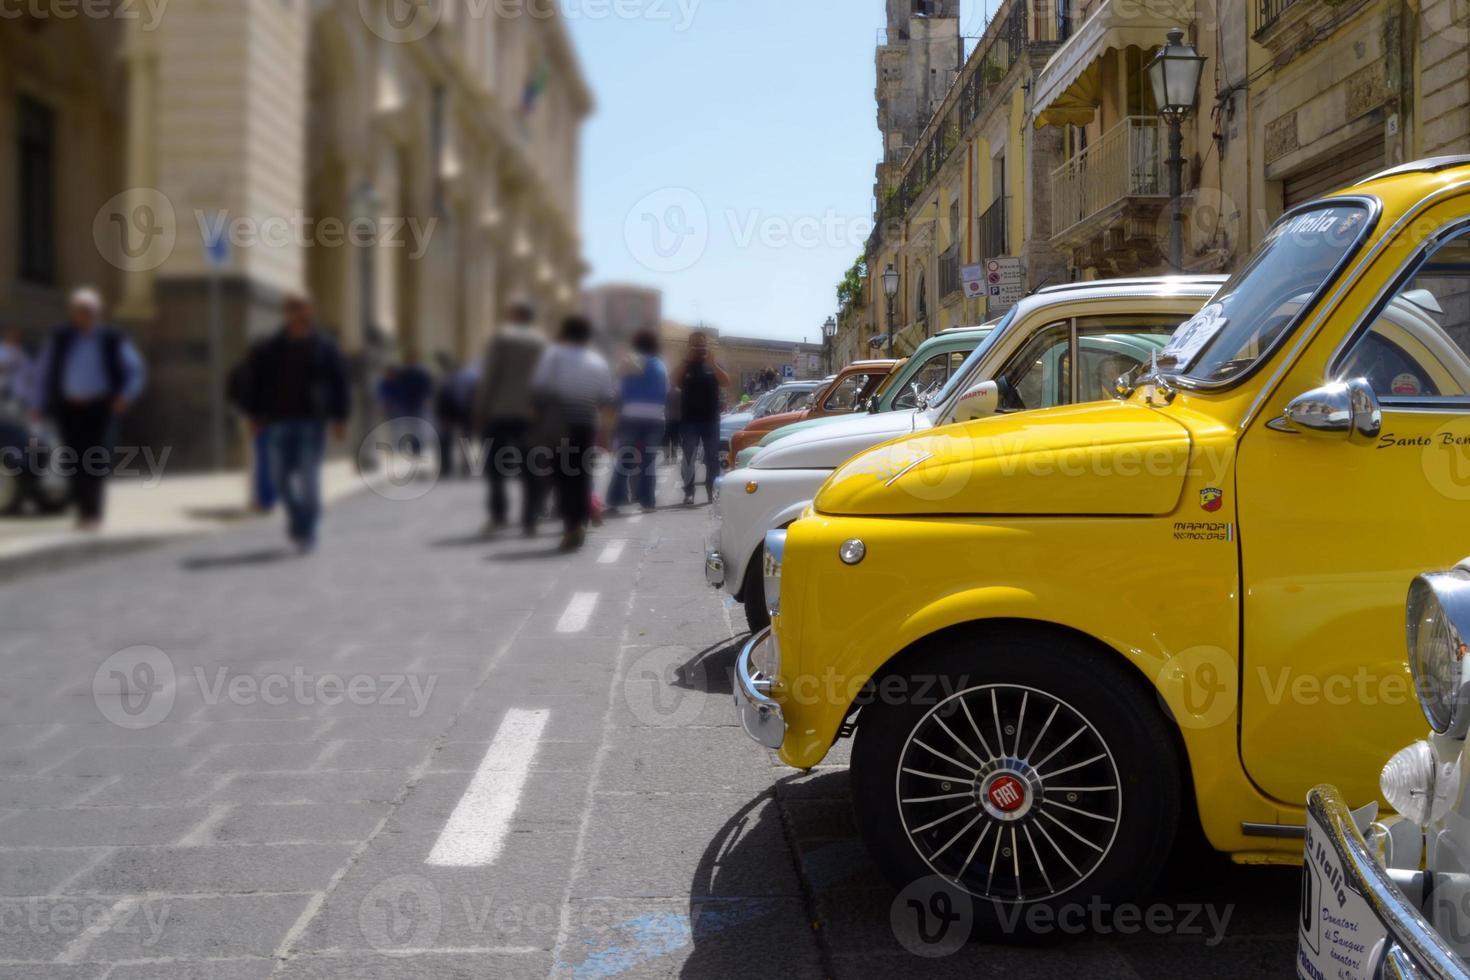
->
[884, 453, 932, 486]
[1306, 785, 1468, 980]
[1240, 821, 1306, 839]
[734, 627, 785, 750]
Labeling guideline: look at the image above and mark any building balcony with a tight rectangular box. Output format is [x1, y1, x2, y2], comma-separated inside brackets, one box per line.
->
[977, 196, 1009, 260]
[1031, 0, 1191, 128]
[1050, 116, 1175, 259]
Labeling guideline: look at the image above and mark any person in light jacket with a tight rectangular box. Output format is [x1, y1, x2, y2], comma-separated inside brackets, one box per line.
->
[473, 300, 547, 536]
[604, 328, 668, 515]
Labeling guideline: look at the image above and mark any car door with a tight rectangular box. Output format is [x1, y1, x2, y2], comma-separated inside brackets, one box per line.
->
[1237, 210, 1470, 809]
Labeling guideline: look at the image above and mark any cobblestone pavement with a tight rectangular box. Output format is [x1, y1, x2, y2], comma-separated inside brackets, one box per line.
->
[0, 472, 1300, 978]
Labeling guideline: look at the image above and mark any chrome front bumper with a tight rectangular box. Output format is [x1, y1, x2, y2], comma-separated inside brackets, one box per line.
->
[734, 627, 784, 750]
[1298, 785, 1460, 980]
[705, 548, 725, 588]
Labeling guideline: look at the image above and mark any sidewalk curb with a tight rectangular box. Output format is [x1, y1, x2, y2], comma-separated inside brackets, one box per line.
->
[0, 533, 178, 585]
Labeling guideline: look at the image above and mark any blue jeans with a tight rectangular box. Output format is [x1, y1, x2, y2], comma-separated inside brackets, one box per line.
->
[270, 420, 326, 544]
[253, 427, 277, 510]
[606, 418, 663, 509]
[680, 419, 721, 496]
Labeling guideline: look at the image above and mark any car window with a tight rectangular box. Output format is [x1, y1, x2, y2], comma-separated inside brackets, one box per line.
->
[823, 374, 873, 412]
[892, 351, 956, 410]
[997, 317, 1186, 411]
[997, 323, 1071, 411]
[786, 390, 814, 412]
[1339, 229, 1470, 400]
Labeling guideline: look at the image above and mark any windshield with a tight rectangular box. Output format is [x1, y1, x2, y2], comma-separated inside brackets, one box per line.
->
[1155, 203, 1372, 386]
[749, 388, 787, 417]
[924, 312, 1016, 417]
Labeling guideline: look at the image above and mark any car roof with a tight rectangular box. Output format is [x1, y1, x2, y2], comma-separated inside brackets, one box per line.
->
[1014, 276, 1224, 320]
[1034, 275, 1227, 296]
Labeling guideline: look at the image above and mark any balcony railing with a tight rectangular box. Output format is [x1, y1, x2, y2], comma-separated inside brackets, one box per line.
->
[1051, 116, 1170, 241]
[939, 242, 963, 298]
[977, 196, 1009, 260]
[1258, 0, 1305, 30]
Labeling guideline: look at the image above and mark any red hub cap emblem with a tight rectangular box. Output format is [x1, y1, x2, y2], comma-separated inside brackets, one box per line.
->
[987, 775, 1026, 813]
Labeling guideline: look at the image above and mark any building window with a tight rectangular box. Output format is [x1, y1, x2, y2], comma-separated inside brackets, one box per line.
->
[1056, 0, 1072, 41]
[17, 95, 56, 285]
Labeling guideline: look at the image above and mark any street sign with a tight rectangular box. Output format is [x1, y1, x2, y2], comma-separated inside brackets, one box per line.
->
[960, 264, 985, 299]
[782, 364, 795, 379]
[984, 257, 1024, 315]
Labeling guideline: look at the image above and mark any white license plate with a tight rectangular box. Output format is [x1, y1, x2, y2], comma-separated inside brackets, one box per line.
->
[1297, 805, 1389, 979]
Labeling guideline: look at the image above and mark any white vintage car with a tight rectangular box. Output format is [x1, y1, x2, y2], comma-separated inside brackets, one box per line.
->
[1299, 561, 1470, 980]
[705, 275, 1226, 633]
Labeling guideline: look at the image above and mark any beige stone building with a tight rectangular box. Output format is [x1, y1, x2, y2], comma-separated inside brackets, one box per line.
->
[0, 0, 591, 467]
[856, 0, 1068, 360]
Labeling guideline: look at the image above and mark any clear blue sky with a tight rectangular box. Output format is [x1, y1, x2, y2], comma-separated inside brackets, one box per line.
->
[566, 1, 890, 344]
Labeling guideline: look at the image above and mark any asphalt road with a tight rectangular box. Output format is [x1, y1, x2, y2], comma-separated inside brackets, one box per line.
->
[0, 468, 1300, 978]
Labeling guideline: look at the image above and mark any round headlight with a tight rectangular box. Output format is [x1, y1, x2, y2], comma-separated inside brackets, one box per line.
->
[839, 539, 866, 565]
[1407, 560, 1470, 737]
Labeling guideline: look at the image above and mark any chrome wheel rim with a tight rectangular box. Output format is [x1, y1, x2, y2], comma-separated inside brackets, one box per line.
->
[894, 684, 1122, 903]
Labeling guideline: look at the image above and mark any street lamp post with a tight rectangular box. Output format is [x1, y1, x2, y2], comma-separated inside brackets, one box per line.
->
[882, 263, 899, 359]
[1147, 28, 1205, 272]
[823, 315, 837, 373]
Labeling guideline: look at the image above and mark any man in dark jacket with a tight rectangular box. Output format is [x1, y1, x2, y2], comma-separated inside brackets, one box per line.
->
[31, 288, 147, 529]
[241, 294, 349, 552]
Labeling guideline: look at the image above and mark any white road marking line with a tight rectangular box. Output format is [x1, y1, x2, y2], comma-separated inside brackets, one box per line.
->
[597, 541, 626, 565]
[54, 896, 137, 963]
[426, 708, 551, 867]
[556, 592, 599, 633]
[627, 515, 643, 525]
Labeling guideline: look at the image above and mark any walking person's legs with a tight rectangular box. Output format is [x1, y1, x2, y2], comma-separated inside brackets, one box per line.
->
[555, 426, 593, 549]
[252, 426, 276, 511]
[605, 423, 633, 510]
[292, 421, 326, 548]
[58, 401, 113, 526]
[699, 421, 721, 500]
[680, 425, 701, 501]
[270, 422, 303, 544]
[485, 419, 513, 528]
[634, 419, 659, 510]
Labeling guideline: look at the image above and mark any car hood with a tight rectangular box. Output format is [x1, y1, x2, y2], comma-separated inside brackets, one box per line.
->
[745, 409, 809, 434]
[814, 401, 1192, 517]
[752, 409, 923, 470]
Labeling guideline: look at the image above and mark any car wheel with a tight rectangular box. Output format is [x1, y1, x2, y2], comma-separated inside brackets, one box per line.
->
[850, 626, 1182, 942]
[742, 549, 770, 634]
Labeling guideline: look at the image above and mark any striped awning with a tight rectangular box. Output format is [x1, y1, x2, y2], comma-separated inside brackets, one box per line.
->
[1032, 0, 1189, 128]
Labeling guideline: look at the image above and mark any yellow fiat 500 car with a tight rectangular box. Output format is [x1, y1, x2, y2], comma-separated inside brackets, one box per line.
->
[736, 156, 1470, 937]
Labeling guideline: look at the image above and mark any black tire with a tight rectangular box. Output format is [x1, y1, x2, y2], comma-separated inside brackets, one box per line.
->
[851, 625, 1182, 943]
[741, 549, 770, 634]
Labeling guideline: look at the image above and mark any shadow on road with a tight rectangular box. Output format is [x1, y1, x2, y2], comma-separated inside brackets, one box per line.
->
[485, 545, 567, 563]
[671, 635, 746, 698]
[428, 532, 493, 548]
[679, 768, 1302, 978]
[180, 547, 296, 571]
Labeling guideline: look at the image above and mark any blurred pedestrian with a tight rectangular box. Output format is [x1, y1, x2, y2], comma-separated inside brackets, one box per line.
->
[663, 382, 681, 463]
[604, 328, 668, 516]
[473, 299, 547, 536]
[530, 316, 613, 552]
[434, 355, 478, 478]
[377, 355, 433, 456]
[30, 288, 146, 530]
[240, 294, 349, 553]
[675, 331, 728, 507]
[0, 328, 33, 409]
[226, 348, 275, 512]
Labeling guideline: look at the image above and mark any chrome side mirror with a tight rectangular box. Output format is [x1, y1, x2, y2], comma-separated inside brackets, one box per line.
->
[1276, 378, 1382, 438]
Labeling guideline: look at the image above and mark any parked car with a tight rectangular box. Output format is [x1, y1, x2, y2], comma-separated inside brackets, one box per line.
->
[726, 360, 896, 458]
[731, 325, 995, 469]
[1297, 557, 1470, 980]
[718, 381, 820, 460]
[737, 157, 1470, 938]
[709, 276, 1224, 632]
[0, 407, 69, 516]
